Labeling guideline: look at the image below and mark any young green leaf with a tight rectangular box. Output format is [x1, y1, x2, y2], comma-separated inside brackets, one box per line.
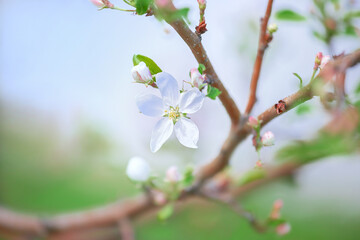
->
[135, 0, 152, 15]
[275, 9, 306, 21]
[355, 81, 360, 95]
[344, 24, 357, 36]
[157, 204, 174, 221]
[293, 73, 303, 88]
[133, 54, 162, 75]
[313, 31, 327, 42]
[207, 85, 222, 100]
[344, 11, 360, 21]
[239, 168, 266, 185]
[295, 104, 311, 115]
[198, 64, 206, 74]
[182, 166, 194, 187]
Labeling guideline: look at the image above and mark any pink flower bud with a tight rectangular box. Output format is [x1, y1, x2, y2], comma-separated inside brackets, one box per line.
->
[276, 223, 291, 236]
[248, 116, 259, 128]
[197, 0, 206, 9]
[90, 0, 114, 8]
[261, 131, 275, 146]
[131, 62, 153, 83]
[190, 68, 205, 88]
[273, 199, 283, 210]
[155, 0, 171, 7]
[165, 166, 182, 183]
[270, 199, 283, 219]
[320, 55, 331, 69]
[314, 52, 323, 70]
[255, 160, 263, 168]
[152, 190, 167, 205]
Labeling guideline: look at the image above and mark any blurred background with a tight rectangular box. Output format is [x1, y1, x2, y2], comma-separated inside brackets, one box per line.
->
[1, 0, 360, 239]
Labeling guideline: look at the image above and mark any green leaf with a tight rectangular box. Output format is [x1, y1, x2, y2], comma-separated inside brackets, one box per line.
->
[344, 24, 357, 36]
[206, 85, 222, 100]
[182, 166, 194, 187]
[135, 0, 152, 15]
[169, 7, 190, 23]
[198, 64, 206, 74]
[276, 133, 356, 164]
[157, 204, 173, 221]
[275, 9, 306, 21]
[239, 168, 266, 185]
[156, 7, 190, 23]
[293, 73, 303, 88]
[355, 81, 360, 95]
[267, 218, 287, 227]
[344, 11, 360, 21]
[133, 54, 162, 75]
[295, 104, 311, 115]
[313, 31, 327, 42]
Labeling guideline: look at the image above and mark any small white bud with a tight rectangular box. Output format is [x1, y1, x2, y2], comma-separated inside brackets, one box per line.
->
[126, 157, 151, 182]
[267, 23, 278, 34]
[131, 62, 153, 83]
[261, 131, 275, 146]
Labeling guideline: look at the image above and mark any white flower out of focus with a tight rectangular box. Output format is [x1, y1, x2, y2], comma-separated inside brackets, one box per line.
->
[165, 166, 182, 183]
[261, 131, 275, 146]
[190, 68, 205, 88]
[126, 157, 151, 182]
[136, 72, 205, 152]
[131, 62, 153, 84]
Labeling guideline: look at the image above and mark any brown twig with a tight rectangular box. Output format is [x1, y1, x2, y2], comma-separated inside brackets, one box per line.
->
[198, 190, 266, 232]
[166, 18, 241, 125]
[245, 0, 275, 115]
[118, 218, 135, 240]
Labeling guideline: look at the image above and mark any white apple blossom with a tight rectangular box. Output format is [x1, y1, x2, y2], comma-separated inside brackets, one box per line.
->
[126, 157, 151, 182]
[261, 131, 275, 146]
[131, 62, 153, 84]
[165, 166, 182, 183]
[136, 72, 205, 152]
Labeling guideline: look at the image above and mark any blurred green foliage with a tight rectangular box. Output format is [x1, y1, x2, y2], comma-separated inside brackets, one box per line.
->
[0, 103, 359, 240]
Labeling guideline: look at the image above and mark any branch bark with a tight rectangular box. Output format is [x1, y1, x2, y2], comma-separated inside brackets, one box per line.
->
[245, 0, 275, 114]
[168, 20, 241, 125]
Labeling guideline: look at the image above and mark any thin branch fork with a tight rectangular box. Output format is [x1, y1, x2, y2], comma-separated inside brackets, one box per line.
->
[167, 20, 241, 125]
[245, 0, 275, 115]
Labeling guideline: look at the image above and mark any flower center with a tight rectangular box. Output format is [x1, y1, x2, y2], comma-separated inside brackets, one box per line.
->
[164, 106, 181, 123]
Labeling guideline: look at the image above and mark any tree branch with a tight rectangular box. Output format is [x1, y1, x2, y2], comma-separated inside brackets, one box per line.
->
[167, 19, 241, 125]
[245, 0, 274, 114]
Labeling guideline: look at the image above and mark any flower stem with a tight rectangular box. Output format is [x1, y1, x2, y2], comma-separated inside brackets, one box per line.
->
[310, 69, 318, 82]
[112, 6, 135, 12]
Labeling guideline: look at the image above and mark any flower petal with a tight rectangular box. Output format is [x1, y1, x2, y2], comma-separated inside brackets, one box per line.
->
[150, 118, 173, 152]
[174, 118, 199, 149]
[179, 88, 205, 114]
[136, 94, 164, 117]
[156, 72, 180, 107]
